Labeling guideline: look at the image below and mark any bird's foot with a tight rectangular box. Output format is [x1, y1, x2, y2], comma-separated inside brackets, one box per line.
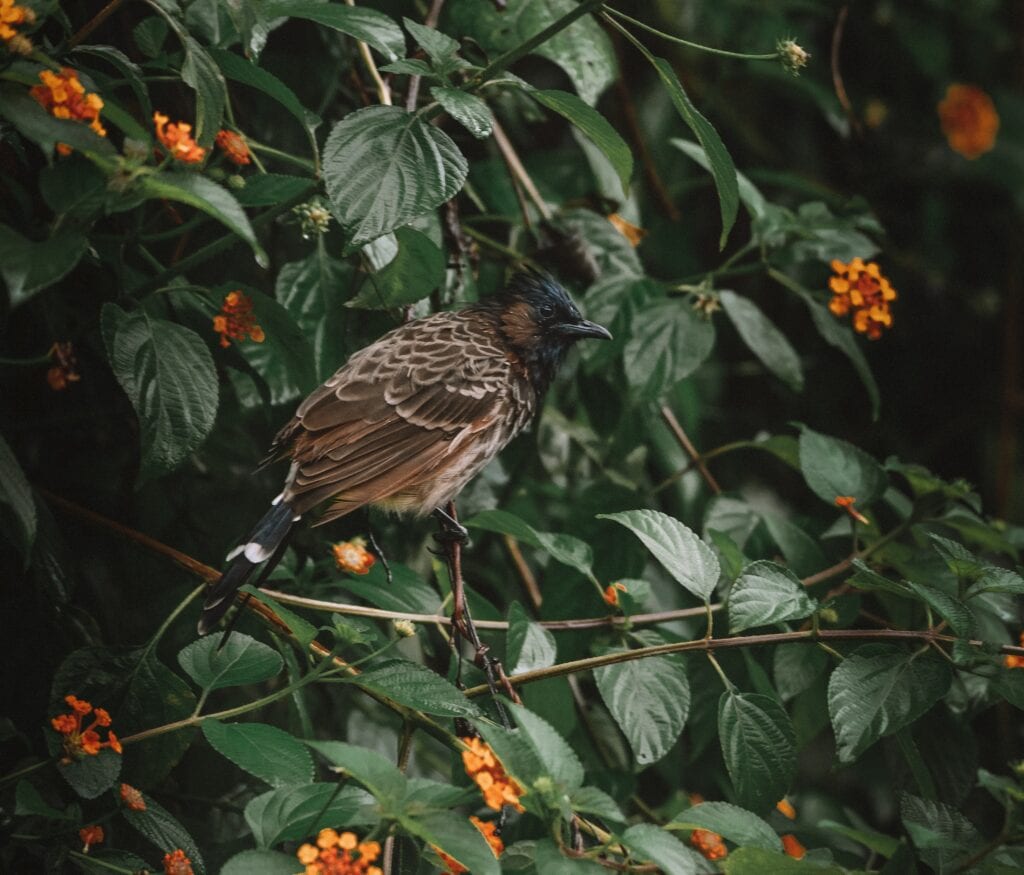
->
[432, 506, 470, 547]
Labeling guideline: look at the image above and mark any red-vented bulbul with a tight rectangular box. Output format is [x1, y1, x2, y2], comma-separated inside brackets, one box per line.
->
[198, 271, 611, 634]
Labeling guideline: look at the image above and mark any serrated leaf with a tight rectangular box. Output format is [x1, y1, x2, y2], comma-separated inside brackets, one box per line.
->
[220, 850, 299, 875]
[965, 566, 1024, 598]
[798, 425, 887, 507]
[827, 646, 952, 762]
[101, 305, 219, 481]
[622, 824, 700, 874]
[203, 720, 313, 787]
[467, 509, 595, 579]
[265, 2, 405, 60]
[623, 299, 715, 400]
[599, 509, 720, 601]
[181, 36, 225, 146]
[848, 559, 911, 596]
[531, 89, 632, 191]
[403, 811, 500, 875]
[723, 848, 844, 874]
[906, 581, 974, 638]
[245, 784, 373, 847]
[57, 748, 121, 800]
[506, 602, 557, 674]
[404, 18, 460, 61]
[718, 691, 796, 814]
[306, 740, 408, 807]
[817, 820, 900, 857]
[506, 704, 583, 791]
[728, 561, 818, 633]
[235, 289, 317, 405]
[0, 85, 115, 157]
[926, 533, 986, 580]
[668, 801, 782, 851]
[323, 106, 467, 245]
[595, 648, 689, 765]
[348, 227, 445, 308]
[719, 290, 803, 391]
[568, 786, 625, 823]
[759, 513, 826, 578]
[177, 633, 283, 691]
[354, 660, 481, 717]
[431, 87, 493, 138]
[0, 432, 35, 557]
[900, 794, 982, 873]
[123, 792, 206, 874]
[0, 224, 89, 308]
[234, 174, 315, 207]
[773, 644, 828, 703]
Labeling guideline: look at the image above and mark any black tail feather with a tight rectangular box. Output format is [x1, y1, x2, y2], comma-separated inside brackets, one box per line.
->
[198, 500, 296, 635]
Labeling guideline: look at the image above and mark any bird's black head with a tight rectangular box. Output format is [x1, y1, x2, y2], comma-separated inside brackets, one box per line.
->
[487, 270, 611, 393]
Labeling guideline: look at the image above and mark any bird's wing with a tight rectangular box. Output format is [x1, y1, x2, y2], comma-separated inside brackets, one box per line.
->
[277, 312, 530, 517]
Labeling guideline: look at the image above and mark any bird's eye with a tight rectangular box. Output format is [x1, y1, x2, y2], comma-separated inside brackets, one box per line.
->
[538, 302, 555, 319]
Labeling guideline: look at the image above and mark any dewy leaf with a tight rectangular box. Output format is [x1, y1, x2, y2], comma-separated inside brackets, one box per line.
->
[203, 720, 314, 787]
[0, 432, 36, 557]
[177, 633, 283, 692]
[728, 561, 818, 633]
[621, 824, 701, 875]
[347, 227, 445, 308]
[101, 305, 219, 481]
[623, 299, 715, 400]
[506, 602, 557, 674]
[354, 660, 481, 718]
[430, 87, 493, 139]
[245, 784, 372, 848]
[598, 509, 720, 602]
[827, 646, 952, 763]
[181, 36, 226, 146]
[323, 106, 468, 245]
[264, 2, 406, 60]
[668, 801, 782, 851]
[306, 741, 408, 807]
[124, 792, 207, 874]
[401, 811, 500, 875]
[594, 648, 690, 765]
[718, 691, 796, 814]
[0, 224, 89, 308]
[650, 57, 738, 247]
[798, 425, 888, 507]
[531, 89, 633, 192]
[719, 290, 804, 392]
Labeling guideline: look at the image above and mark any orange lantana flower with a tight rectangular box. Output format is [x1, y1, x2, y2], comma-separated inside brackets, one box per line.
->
[1004, 632, 1024, 669]
[213, 290, 265, 348]
[51, 694, 122, 762]
[776, 798, 797, 820]
[163, 849, 195, 875]
[1, 0, 35, 51]
[938, 84, 999, 160]
[436, 816, 504, 874]
[690, 827, 727, 860]
[827, 257, 897, 340]
[835, 496, 869, 525]
[120, 783, 147, 811]
[215, 129, 252, 166]
[332, 538, 376, 575]
[30, 68, 105, 155]
[602, 582, 627, 607]
[154, 112, 206, 164]
[607, 213, 646, 247]
[79, 825, 104, 852]
[295, 828, 382, 875]
[461, 736, 526, 812]
[782, 833, 807, 859]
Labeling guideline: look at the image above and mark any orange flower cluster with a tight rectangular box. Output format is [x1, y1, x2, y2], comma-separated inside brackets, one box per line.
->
[51, 695, 121, 762]
[436, 816, 504, 874]
[295, 828, 382, 875]
[938, 84, 999, 160]
[47, 341, 81, 391]
[213, 290, 265, 348]
[461, 736, 525, 812]
[1, 0, 35, 52]
[782, 833, 807, 859]
[776, 798, 796, 820]
[835, 496, 869, 525]
[120, 783, 146, 811]
[1004, 633, 1024, 669]
[215, 129, 251, 166]
[602, 582, 627, 607]
[607, 213, 646, 247]
[690, 828, 727, 860]
[332, 538, 376, 575]
[163, 849, 194, 875]
[827, 257, 897, 340]
[154, 112, 206, 164]
[79, 825, 104, 852]
[30, 68, 105, 155]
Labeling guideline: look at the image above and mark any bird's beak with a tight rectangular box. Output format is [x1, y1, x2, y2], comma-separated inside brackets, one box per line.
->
[557, 319, 613, 341]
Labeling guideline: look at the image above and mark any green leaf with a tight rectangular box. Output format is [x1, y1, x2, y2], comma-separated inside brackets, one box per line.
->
[900, 793, 982, 873]
[671, 138, 765, 219]
[531, 89, 632, 192]
[0, 432, 35, 557]
[926, 533, 986, 580]
[16, 780, 76, 820]
[759, 513, 827, 579]
[181, 36, 226, 146]
[772, 644, 828, 703]
[483, 704, 584, 792]
[340, 561, 442, 614]
[431, 87, 493, 139]
[718, 691, 796, 814]
[136, 172, 263, 260]
[622, 824, 700, 874]
[817, 820, 900, 857]
[306, 740, 408, 807]
[220, 850, 299, 875]
[323, 106, 467, 245]
[234, 174, 315, 207]
[242, 588, 318, 650]
[965, 565, 1024, 598]
[668, 801, 782, 851]
[827, 646, 952, 763]
[848, 559, 911, 596]
[203, 720, 314, 787]
[123, 792, 206, 874]
[404, 18, 460, 61]
[57, 748, 121, 800]
[623, 299, 715, 400]
[264, 2, 406, 60]
[533, 839, 608, 873]
[101, 305, 219, 481]
[348, 227, 445, 308]
[798, 425, 888, 507]
[649, 57, 737, 247]
[507, 602, 557, 674]
[177, 632, 283, 691]
[354, 660, 481, 717]
[403, 811, 500, 875]
[245, 784, 373, 847]
[905, 581, 974, 638]
[719, 290, 803, 392]
[0, 85, 115, 157]
[595, 648, 690, 765]
[236, 289, 317, 405]
[723, 848, 844, 874]
[39, 157, 107, 219]
[728, 561, 818, 633]
[0, 224, 88, 308]
[467, 509, 595, 579]
[598, 509, 720, 602]
[568, 786, 625, 823]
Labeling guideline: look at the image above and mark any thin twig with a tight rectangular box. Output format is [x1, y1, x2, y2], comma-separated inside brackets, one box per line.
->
[659, 405, 722, 494]
[491, 116, 552, 221]
[405, 0, 447, 111]
[69, 0, 126, 48]
[831, 5, 862, 137]
[344, 0, 391, 105]
[504, 535, 543, 610]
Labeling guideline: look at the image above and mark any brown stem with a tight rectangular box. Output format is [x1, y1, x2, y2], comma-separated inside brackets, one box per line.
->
[831, 5, 862, 138]
[69, 0, 126, 48]
[505, 535, 543, 610]
[659, 405, 722, 494]
[492, 116, 553, 222]
[404, 0, 447, 111]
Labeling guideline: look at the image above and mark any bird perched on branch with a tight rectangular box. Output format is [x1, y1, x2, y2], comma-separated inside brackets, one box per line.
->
[198, 271, 611, 634]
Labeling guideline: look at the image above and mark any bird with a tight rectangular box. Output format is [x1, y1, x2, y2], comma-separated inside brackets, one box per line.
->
[197, 271, 612, 634]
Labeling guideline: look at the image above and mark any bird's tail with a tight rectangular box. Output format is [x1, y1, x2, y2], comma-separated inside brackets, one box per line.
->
[198, 498, 297, 635]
